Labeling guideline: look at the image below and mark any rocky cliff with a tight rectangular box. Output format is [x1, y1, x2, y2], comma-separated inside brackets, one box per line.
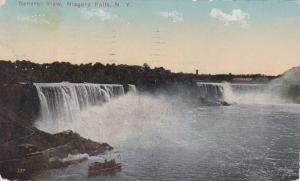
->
[0, 84, 115, 180]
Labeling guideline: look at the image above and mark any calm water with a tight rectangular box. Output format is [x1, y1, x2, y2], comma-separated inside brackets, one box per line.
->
[42, 94, 300, 181]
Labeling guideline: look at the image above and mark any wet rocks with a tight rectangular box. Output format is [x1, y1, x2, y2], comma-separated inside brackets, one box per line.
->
[18, 143, 38, 155]
[0, 83, 115, 180]
[0, 127, 113, 180]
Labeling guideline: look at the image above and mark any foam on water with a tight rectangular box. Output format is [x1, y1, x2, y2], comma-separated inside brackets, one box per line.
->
[61, 154, 89, 163]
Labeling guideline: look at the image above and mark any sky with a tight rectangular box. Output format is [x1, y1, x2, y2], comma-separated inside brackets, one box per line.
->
[0, 0, 300, 75]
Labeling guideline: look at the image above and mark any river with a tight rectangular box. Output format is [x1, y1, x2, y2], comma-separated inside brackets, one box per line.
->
[33, 83, 300, 180]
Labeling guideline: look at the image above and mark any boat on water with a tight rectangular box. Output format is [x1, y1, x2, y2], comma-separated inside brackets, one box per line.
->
[88, 159, 121, 177]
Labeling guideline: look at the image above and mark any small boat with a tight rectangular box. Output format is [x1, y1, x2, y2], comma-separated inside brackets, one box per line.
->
[88, 159, 121, 177]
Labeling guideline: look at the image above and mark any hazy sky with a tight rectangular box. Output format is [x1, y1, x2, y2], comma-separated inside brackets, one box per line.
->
[0, 0, 300, 75]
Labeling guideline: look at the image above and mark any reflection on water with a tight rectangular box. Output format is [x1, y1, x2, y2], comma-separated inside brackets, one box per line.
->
[42, 94, 300, 181]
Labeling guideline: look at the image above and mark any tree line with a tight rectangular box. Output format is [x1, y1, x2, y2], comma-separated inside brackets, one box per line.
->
[0, 60, 276, 91]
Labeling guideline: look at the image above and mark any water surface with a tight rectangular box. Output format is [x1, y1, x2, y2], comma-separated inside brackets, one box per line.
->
[42, 94, 300, 181]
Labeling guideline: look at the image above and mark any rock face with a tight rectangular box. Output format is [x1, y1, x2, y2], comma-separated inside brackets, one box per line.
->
[0, 83, 114, 180]
[0, 83, 40, 125]
[0, 128, 113, 180]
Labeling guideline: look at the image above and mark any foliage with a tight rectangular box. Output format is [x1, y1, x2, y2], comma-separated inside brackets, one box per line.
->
[0, 60, 275, 91]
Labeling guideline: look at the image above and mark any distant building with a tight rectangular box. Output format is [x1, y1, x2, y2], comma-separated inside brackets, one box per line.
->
[196, 69, 199, 75]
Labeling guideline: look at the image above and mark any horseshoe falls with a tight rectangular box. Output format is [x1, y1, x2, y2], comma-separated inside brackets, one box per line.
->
[196, 82, 298, 105]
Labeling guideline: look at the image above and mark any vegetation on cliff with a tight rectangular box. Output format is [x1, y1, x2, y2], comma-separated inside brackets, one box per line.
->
[0, 60, 275, 91]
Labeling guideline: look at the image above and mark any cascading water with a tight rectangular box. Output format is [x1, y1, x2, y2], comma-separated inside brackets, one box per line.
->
[196, 82, 224, 103]
[196, 67, 300, 105]
[221, 83, 284, 104]
[31, 78, 300, 180]
[40, 85, 300, 180]
[34, 82, 133, 133]
[33, 69, 300, 180]
[196, 82, 292, 104]
[128, 84, 137, 93]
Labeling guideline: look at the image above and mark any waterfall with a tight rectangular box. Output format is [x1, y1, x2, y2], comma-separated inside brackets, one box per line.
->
[196, 82, 224, 102]
[197, 82, 224, 99]
[33, 82, 134, 133]
[196, 82, 289, 104]
[128, 84, 137, 94]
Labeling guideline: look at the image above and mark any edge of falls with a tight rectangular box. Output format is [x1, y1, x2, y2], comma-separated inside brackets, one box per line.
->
[33, 82, 136, 133]
[196, 82, 294, 104]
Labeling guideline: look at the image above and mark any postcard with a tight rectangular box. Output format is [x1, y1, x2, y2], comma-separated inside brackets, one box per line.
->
[0, 0, 299, 180]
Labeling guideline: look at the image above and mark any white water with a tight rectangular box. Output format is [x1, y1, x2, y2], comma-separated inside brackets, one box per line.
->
[34, 82, 133, 133]
[41, 93, 300, 180]
[61, 154, 89, 163]
[128, 84, 137, 93]
[196, 82, 292, 105]
[196, 66, 300, 105]
[196, 72, 300, 180]
[33, 73, 300, 180]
